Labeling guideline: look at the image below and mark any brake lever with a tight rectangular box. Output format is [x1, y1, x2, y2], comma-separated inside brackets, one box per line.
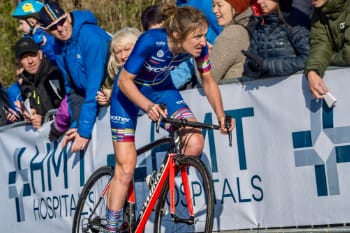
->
[156, 103, 167, 133]
[225, 115, 233, 147]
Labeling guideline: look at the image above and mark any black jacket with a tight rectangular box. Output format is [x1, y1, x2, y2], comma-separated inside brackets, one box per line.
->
[21, 57, 66, 117]
[245, 4, 310, 77]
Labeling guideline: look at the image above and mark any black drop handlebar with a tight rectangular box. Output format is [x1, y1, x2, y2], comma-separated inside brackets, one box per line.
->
[156, 104, 233, 147]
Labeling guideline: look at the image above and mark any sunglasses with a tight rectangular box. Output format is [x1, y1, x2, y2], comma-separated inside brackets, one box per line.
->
[47, 16, 67, 31]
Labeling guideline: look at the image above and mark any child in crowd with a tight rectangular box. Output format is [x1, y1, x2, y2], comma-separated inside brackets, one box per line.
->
[12, 0, 56, 64]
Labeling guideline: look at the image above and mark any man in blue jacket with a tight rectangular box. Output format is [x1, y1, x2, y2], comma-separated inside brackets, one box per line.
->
[38, 2, 111, 152]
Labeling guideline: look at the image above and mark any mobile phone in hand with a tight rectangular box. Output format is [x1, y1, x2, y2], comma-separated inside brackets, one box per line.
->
[2, 105, 21, 120]
[2, 105, 10, 113]
[323, 92, 336, 108]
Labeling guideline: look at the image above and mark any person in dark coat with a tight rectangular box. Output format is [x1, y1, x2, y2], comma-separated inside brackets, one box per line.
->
[14, 37, 65, 129]
[242, 0, 310, 78]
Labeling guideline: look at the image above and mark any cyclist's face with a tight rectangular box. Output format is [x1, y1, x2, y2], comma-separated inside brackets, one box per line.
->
[46, 13, 72, 42]
[19, 50, 43, 75]
[181, 24, 208, 58]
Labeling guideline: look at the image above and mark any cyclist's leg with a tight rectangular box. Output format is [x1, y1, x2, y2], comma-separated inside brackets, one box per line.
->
[178, 118, 204, 156]
[108, 141, 137, 209]
[156, 89, 204, 156]
[105, 141, 136, 232]
[108, 88, 138, 232]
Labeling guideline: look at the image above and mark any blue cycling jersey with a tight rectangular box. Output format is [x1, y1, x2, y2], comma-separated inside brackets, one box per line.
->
[110, 29, 211, 142]
[124, 28, 210, 86]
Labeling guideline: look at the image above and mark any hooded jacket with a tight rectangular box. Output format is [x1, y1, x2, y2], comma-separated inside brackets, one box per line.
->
[245, 0, 310, 77]
[305, 0, 350, 77]
[53, 10, 111, 138]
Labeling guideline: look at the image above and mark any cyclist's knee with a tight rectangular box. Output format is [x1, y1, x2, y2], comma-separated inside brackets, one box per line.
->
[115, 163, 135, 185]
[183, 133, 204, 156]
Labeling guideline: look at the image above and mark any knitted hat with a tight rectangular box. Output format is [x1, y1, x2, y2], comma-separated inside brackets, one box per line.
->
[226, 0, 250, 14]
[38, 1, 65, 29]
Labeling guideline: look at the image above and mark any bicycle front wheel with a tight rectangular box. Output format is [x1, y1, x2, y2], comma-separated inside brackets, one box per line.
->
[154, 155, 214, 233]
[72, 166, 113, 233]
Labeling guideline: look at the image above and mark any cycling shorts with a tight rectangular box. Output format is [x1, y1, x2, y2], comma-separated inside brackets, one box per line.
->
[110, 81, 194, 142]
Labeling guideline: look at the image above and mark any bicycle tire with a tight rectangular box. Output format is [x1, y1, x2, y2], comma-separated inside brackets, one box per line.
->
[72, 166, 114, 233]
[153, 155, 214, 233]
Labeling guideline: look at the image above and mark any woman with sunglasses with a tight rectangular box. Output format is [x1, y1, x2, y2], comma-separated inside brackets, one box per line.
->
[38, 1, 111, 152]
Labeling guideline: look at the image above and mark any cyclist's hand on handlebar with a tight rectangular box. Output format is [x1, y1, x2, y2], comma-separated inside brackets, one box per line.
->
[218, 115, 235, 134]
[147, 104, 167, 122]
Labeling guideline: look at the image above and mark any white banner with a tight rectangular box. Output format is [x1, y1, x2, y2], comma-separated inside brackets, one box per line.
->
[1, 68, 350, 232]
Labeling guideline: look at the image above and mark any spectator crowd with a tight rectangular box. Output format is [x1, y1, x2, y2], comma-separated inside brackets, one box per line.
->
[2, 0, 349, 148]
[1, 1, 350, 155]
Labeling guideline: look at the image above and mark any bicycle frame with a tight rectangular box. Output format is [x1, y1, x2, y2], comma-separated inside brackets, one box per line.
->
[88, 145, 193, 232]
[123, 117, 227, 232]
[129, 151, 200, 233]
[73, 116, 231, 233]
[81, 137, 173, 233]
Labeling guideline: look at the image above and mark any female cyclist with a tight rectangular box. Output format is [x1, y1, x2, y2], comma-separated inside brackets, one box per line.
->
[106, 3, 234, 232]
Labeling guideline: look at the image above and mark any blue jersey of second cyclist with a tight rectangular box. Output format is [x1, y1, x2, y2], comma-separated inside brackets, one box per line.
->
[124, 28, 211, 87]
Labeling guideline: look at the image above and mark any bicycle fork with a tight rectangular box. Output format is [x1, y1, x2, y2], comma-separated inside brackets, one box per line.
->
[169, 155, 195, 225]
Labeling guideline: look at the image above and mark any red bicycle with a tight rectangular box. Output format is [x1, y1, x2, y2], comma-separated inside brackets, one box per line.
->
[72, 115, 232, 233]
